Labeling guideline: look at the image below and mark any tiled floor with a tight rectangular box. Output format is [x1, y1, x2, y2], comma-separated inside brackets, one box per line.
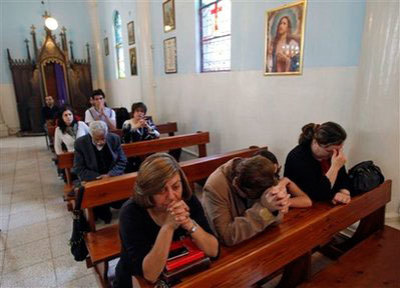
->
[0, 136, 98, 288]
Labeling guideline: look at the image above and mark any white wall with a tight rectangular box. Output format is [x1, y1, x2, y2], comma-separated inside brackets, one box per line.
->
[154, 66, 357, 159]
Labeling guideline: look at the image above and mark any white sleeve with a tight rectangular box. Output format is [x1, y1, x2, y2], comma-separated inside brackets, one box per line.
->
[110, 109, 116, 126]
[76, 121, 89, 139]
[85, 109, 94, 124]
[54, 127, 63, 155]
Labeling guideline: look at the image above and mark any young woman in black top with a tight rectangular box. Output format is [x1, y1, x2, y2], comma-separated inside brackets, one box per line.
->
[114, 153, 218, 287]
[284, 122, 351, 204]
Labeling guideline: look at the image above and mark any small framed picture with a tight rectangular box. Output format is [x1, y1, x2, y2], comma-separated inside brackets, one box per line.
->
[104, 37, 109, 56]
[264, 0, 307, 76]
[127, 21, 135, 45]
[129, 47, 138, 76]
[163, 37, 177, 74]
[163, 0, 176, 33]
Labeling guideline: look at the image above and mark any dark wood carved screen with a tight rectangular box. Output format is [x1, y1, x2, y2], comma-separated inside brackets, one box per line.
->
[7, 26, 92, 132]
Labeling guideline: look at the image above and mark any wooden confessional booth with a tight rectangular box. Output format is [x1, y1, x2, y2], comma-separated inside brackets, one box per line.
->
[7, 26, 93, 133]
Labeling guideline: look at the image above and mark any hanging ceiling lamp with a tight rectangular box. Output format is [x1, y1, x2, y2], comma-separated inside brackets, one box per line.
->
[42, 1, 58, 31]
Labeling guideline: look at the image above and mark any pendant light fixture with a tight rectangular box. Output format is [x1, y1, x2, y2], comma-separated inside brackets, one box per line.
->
[42, 1, 58, 31]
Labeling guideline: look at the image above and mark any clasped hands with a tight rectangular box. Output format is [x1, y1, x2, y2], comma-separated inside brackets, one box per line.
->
[165, 200, 193, 231]
[261, 182, 290, 214]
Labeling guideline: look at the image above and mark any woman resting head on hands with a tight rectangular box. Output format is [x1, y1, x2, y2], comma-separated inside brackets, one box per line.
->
[114, 153, 218, 287]
[284, 122, 351, 205]
[54, 105, 89, 155]
[255, 149, 312, 209]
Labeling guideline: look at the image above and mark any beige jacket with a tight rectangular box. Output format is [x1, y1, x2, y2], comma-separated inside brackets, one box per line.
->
[202, 158, 280, 246]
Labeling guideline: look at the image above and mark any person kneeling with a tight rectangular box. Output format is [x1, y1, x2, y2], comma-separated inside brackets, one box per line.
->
[114, 153, 218, 287]
[202, 155, 290, 247]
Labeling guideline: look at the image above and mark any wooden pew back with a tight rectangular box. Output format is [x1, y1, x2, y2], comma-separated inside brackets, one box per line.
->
[110, 122, 178, 138]
[58, 131, 209, 170]
[81, 145, 264, 210]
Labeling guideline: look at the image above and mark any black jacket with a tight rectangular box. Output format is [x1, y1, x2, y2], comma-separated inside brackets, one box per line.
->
[73, 133, 127, 181]
[284, 143, 350, 201]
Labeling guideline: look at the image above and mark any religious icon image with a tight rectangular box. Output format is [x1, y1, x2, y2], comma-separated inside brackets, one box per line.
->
[163, 0, 175, 32]
[264, 0, 307, 76]
[127, 21, 135, 45]
[129, 47, 138, 76]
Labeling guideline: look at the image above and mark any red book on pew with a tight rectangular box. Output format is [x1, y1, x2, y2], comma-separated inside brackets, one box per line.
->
[165, 237, 206, 272]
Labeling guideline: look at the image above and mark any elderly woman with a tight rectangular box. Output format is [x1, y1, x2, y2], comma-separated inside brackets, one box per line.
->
[114, 153, 218, 287]
[202, 155, 290, 247]
[54, 106, 89, 155]
[284, 122, 351, 205]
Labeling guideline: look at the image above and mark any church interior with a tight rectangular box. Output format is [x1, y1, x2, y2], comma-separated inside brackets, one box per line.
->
[0, 0, 399, 287]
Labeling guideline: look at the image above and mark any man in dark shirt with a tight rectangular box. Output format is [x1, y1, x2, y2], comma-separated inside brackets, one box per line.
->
[73, 120, 127, 222]
[41, 95, 60, 125]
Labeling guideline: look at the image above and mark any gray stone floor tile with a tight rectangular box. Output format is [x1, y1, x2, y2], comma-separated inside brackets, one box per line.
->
[8, 208, 47, 230]
[3, 238, 52, 273]
[48, 215, 72, 237]
[1, 259, 56, 288]
[6, 221, 49, 249]
[50, 232, 71, 258]
[53, 254, 93, 286]
[9, 199, 45, 215]
[59, 273, 99, 288]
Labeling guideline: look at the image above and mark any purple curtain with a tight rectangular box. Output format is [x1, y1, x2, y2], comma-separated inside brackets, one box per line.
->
[54, 63, 67, 106]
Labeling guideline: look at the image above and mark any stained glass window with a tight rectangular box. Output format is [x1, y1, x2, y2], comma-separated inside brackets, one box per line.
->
[113, 11, 126, 79]
[200, 0, 231, 72]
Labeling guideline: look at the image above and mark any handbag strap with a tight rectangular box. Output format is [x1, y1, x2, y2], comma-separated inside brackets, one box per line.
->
[74, 184, 85, 212]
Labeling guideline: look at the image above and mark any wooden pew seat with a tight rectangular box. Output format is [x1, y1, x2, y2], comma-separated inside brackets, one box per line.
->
[299, 225, 400, 288]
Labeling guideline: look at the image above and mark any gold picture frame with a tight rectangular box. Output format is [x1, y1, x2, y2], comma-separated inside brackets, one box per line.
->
[163, 0, 176, 33]
[264, 0, 307, 76]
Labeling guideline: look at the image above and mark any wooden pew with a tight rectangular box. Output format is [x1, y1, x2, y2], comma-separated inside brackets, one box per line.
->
[111, 122, 178, 137]
[132, 180, 392, 288]
[58, 131, 209, 200]
[299, 225, 400, 288]
[80, 146, 266, 287]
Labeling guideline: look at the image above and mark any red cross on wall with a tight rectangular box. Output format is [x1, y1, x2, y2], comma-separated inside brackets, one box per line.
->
[211, 2, 222, 31]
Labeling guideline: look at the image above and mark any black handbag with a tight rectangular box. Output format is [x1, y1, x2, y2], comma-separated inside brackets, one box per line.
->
[69, 184, 89, 261]
[348, 161, 384, 195]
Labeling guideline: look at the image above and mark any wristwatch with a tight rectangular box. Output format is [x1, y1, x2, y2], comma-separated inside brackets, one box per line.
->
[188, 220, 198, 235]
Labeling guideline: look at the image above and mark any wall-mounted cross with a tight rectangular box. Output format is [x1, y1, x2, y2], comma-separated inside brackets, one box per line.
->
[211, 2, 222, 31]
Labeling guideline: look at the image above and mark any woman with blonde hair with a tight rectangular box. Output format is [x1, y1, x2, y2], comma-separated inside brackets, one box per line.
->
[114, 153, 218, 287]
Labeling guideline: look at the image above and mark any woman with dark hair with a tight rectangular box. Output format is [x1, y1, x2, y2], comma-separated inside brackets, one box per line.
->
[122, 102, 160, 143]
[268, 15, 300, 72]
[284, 122, 351, 204]
[114, 153, 218, 287]
[122, 102, 161, 172]
[54, 106, 89, 155]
